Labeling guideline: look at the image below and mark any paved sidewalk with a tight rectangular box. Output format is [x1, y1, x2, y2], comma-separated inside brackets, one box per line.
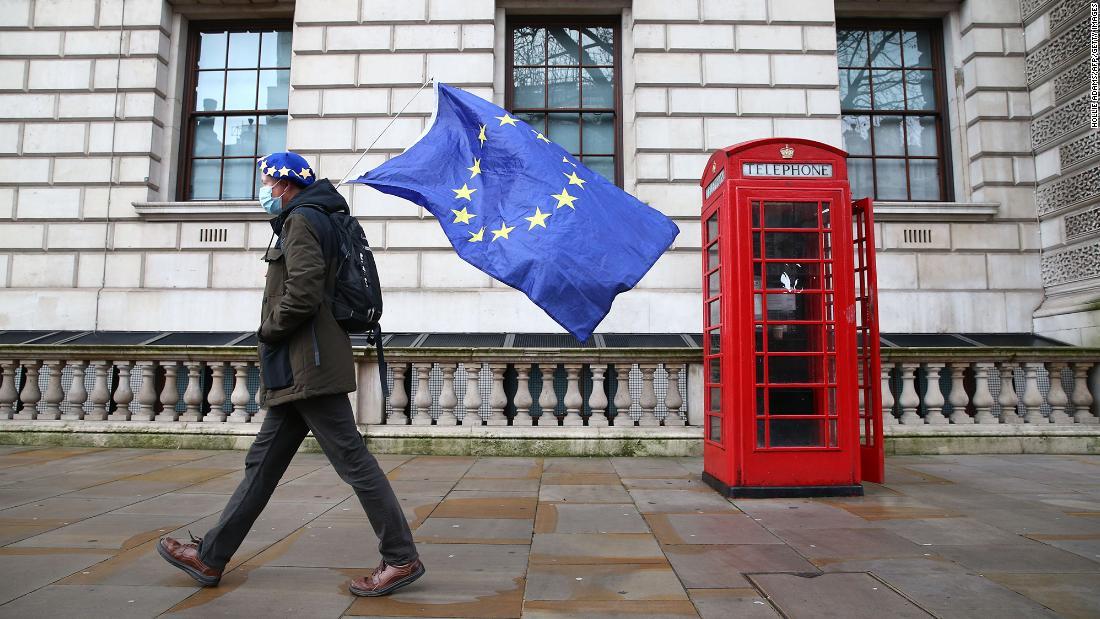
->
[0, 447, 1096, 618]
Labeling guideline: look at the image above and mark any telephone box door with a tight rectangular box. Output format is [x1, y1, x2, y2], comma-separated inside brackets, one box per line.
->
[735, 187, 861, 490]
[853, 197, 884, 483]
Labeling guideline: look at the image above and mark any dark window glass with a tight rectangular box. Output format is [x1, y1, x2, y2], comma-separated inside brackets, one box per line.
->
[837, 23, 948, 201]
[181, 23, 291, 200]
[509, 19, 620, 185]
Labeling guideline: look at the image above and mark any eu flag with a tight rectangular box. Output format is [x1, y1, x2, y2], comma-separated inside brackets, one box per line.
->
[349, 83, 679, 341]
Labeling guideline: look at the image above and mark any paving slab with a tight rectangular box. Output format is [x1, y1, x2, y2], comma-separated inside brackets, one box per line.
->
[244, 520, 383, 569]
[985, 572, 1100, 619]
[534, 503, 648, 534]
[875, 570, 1061, 618]
[525, 563, 689, 601]
[0, 583, 196, 619]
[453, 477, 540, 492]
[933, 541, 1100, 573]
[664, 544, 818, 588]
[880, 516, 1025, 546]
[10, 513, 192, 550]
[1024, 533, 1100, 563]
[688, 588, 781, 619]
[646, 513, 782, 545]
[539, 484, 632, 504]
[522, 599, 700, 618]
[749, 572, 929, 618]
[620, 477, 709, 491]
[163, 565, 356, 617]
[628, 489, 737, 513]
[542, 458, 616, 475]
[530, 533, 665, 565]
[769, 527, 927, 562]
[0, 547, 114, 605]
[734, 499, 878, 530]
[413, 517, 532, 544]
[432, 495, 537, 519]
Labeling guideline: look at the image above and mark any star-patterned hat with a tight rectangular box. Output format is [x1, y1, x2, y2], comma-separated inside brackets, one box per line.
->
[256, 151, 316, 187]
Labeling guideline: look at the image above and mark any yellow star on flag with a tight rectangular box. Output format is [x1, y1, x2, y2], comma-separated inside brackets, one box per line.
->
[265, 165, 276, 175]
[299, 168, 312, 178]
[453, 183, 477, 201]
[478, 124, 488, 146]
[491, 222, 516, 242]
[451, 206, 476, 224]
[525, 206, 551, 230]
[551, 187, 578, 210]
[531, 130, 550, 143]
[467, 157, 482, 178]
[278, 166, 291, 176]
[496, 113, 519, 127]
[468, 227, 485, 242]
[563, 170, 586, 189]
[562, 156, 576, 167]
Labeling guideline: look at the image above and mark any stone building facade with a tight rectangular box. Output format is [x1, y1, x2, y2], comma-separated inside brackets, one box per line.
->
[0, 0, 1094, 343]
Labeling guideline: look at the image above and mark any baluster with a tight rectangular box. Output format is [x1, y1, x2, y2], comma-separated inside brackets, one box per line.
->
[487, 363, 509, 426]
[922, 363, 948, 425]
[108, 361, 133, 421]
[664, 364, 685, 426]
[637, 364, 659, 426]
[254, 374, 269, 423]
[897, 363, 922, 424]
[588, 364, 609, 427]
[13, 361, 41, 420]
[0, 361, 18, 420]
[228, 362, 251, 422]
[1022, 362, 1047, 423]
[411, 363, 433, 426]
[63, 361, 87, 420]
[972, 362, 996, 424]
[463, 363, 483, 426]
[997, 362, 1022, 423]
[881, 364, 896, 425]
[513, 365, 535, 426]
[436, 363, 458, 425]
[538, 364, 558, 426]
[1071, 362, 1097, 424]
[387, 364, 408, 425]
[156, 362, 180, 422]
[561, 364, 584, 426]
[133, 361, 158, 421]
[1045, 362, 1073, 424]
[39, 360, 64, 420]
[613, 364, 633, 426]
[180, 361, 204, 422]
[948, 363, 972, 424]
[87, 360, 110, 421]
[204, 362, 227, 422]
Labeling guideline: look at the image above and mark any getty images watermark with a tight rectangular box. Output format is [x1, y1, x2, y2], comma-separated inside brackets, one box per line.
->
[1092, 1, 1099, 128]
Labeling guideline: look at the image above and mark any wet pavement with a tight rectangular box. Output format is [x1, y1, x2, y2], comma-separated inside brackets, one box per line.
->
[0, 447, 1096, 618]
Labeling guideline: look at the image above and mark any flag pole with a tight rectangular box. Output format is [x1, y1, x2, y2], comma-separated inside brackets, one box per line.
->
[337, 77, 435, 186]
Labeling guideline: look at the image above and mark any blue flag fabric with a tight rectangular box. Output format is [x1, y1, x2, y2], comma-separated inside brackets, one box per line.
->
[349, 83, 679, 341]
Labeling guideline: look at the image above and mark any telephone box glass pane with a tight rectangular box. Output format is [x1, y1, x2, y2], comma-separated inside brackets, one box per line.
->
[755, 356, 764, 383]
[763, 201, 818, 228]
[765, 233, 819, 259]
[767, 323, 820, 351]
[709, 387, 721, 411]
[751, 201, 760, 227]
[756, 420, 765, 447]
[708, 299, 721, 327]
[829, 419, 838, 447]
[756, 388, 765, 415]
[707, 242, 720, 269]
[707, 270, 720, 297]
[766, 293, 821, 321]
[770, 419, 823, 447]
[706, 213, 718, 242]
[709, 415, 721, 443]
[754, 294, 763, 320]
[708, 329, 721, 354]
[769, 356, 815, 384]
[752, 232, 761, 258]
[709, 359, 721, 383]
[766, 262, 818, 291]
[754, 324, 764, 351]
[769, 387, 817, 414]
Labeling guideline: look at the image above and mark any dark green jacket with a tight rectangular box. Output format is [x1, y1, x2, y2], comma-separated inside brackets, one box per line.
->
[257, 179, 356, 407]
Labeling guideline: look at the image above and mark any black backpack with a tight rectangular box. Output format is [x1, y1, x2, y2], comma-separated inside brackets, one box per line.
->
[296, 205, 389, 399]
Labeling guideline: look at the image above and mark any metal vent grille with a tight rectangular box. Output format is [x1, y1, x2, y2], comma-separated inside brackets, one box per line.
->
[65, 332, 161, 345]
[421, 333, 507, 348]
[150, 332, 243, 346]
[512, 333, 595, 348]
[902, 228, 934, 244]
[0, 331, 54, 344]
[199, 227, 229, 243]
[384, 334, 419, 347]
[602, 334, 691, 348]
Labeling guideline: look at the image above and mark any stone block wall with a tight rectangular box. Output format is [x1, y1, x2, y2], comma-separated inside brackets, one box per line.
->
[1021, 0, 1100, 345]
[0, 0, 1070, 339]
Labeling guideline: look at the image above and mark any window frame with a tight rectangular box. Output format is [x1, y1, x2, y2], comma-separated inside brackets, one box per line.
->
[177, 19, 293, 202]
[836, 18, 954, 202]
[504, 15, 625, 187]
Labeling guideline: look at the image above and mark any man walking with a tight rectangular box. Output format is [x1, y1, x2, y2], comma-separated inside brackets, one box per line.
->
[157, 152, 424, 597]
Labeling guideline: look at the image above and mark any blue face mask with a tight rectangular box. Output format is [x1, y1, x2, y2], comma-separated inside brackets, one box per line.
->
[259, 182, 284, 215]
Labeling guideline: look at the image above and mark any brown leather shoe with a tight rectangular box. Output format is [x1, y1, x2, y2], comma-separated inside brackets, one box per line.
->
[156, 533, 222, 587]
[349, 558, 425, 597]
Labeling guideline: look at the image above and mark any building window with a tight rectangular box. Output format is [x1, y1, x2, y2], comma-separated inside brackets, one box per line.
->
[837, 22, 950, 201]
[180, 22, 291, 201]
[506, 18, 621, 186]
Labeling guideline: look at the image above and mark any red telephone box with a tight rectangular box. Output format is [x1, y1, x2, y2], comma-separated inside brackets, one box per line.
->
[699, 138, 883, 498]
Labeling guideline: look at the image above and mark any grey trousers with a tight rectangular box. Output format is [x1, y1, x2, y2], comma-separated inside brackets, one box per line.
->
[198, 393, 417, 569]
